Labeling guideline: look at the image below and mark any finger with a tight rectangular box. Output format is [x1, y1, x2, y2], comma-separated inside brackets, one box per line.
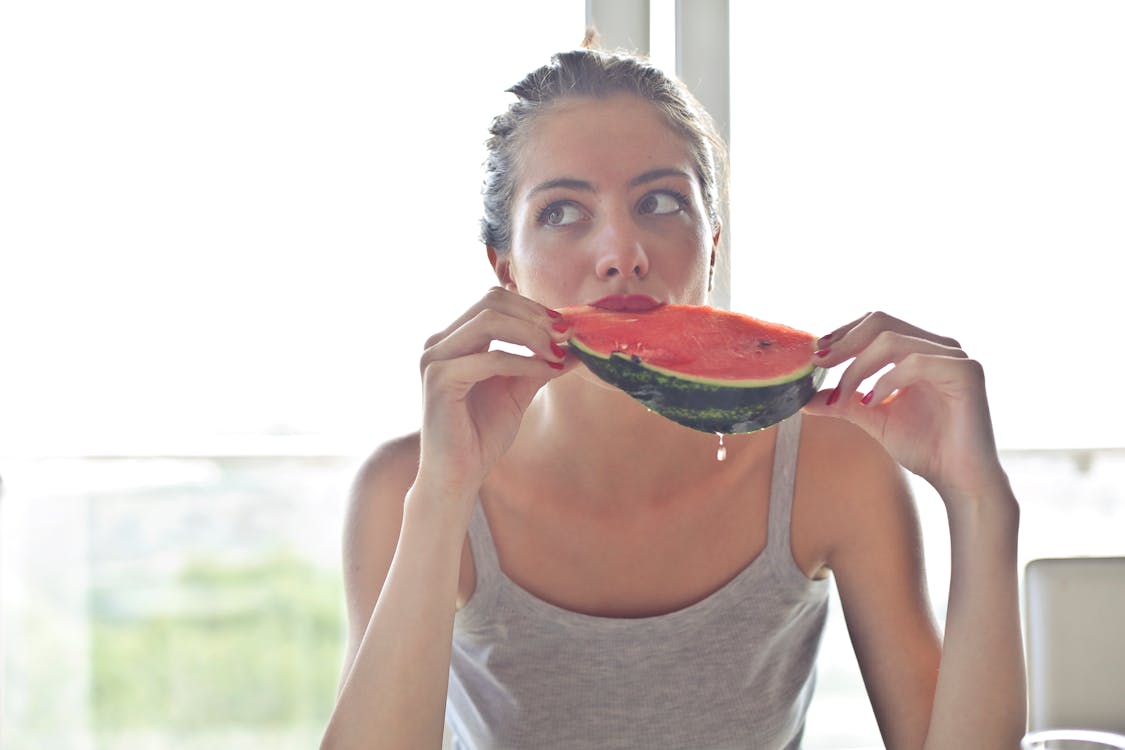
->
[817, 311, 961, 365]
[421, 306, 568, 378]
[859, 352, 985, 408]
[829, 330, 968, 403]
[802, 385, 865, 417]
[424, 287, 564, 351]
[423, 348, 573, 397]
[816, 313, 869, 351]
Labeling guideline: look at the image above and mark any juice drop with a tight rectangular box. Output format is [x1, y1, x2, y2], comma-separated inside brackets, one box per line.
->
[715, 432, 726, 462]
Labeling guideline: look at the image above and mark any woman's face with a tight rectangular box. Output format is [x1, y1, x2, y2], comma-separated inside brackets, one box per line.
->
[496, 93, 718, 311]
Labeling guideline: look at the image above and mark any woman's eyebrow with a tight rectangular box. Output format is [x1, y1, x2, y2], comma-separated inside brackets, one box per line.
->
[629, 168, 691, 187]
[527, 168, 690, 199]
[527, 177, 594, 197]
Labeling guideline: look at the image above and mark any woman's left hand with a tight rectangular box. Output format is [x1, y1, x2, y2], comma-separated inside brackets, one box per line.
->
[801, 311, 1008, 503]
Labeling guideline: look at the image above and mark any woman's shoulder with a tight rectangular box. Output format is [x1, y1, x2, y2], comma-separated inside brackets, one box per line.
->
[799, 411, 905, 488]
[351, 431, 421, 505]
[340, 432, 422, 588]
[796, 412, 914, 531]
[796, 413, 920, 569]
[355, 430, 420, 482]
[342, 431, 421, 540]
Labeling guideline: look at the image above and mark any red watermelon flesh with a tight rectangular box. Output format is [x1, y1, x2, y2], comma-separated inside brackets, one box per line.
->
[560, 304, 818, 386]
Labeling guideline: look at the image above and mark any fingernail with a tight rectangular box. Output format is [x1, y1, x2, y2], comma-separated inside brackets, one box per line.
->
[546, 309, 563, 319]
[861, 390, 874, 405]
[814, 347, 831, 358]
[826, 386, 841, 406]
[552, 322, 570, 333]
[550, 342, 566, 359]
[817, 335, 833, 349]
[547, 360, 565, 370]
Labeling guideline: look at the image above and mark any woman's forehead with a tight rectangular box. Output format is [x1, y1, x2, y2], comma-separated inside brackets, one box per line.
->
[515, 94, 697, 192]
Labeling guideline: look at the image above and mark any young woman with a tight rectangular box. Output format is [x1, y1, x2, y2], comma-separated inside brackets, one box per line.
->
[321, 47, 1026, 750]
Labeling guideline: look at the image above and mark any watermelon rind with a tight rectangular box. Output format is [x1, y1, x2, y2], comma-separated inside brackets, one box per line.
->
[569, 337, 826, 434]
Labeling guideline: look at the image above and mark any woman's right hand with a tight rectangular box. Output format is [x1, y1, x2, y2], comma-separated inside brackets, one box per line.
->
[416, 287, 576, 501]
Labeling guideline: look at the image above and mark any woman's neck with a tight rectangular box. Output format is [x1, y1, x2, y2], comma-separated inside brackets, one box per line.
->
[493, 371, 773, 509]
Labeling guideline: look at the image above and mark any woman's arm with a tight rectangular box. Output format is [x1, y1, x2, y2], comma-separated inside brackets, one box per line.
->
[320, 288, 575, 749]
[805, 311, 1026, 749]
[804, 421, 941, 748]
[320, 440, 472, 750]
[924, 478, 1023, 750]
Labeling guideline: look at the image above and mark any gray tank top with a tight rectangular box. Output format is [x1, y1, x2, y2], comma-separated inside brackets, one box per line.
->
[447, 413, 830, 749]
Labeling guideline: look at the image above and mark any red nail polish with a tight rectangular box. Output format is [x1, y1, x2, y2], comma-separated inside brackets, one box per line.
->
[826, 386, 841, 406]
[552, 322, 569, 333]
[814, 347, 831, 358]
[546, 309, 562, 319]
[547, 360, 565, 370]
[550, 342, 566, 358]
[861, 390, 874, 405]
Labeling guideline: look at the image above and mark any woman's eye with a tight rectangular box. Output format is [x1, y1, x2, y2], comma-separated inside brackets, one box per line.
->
[638, 191, 686, 216]
[540, 202, 583, 226]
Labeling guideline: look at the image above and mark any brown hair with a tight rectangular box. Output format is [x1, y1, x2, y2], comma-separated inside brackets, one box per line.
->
[480, 46, 728, 255]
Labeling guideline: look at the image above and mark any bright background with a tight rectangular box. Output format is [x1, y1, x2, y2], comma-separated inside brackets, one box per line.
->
[727, 2, 1125, 452]
[2, 2, 1123, 749]
[4, 0, 1122, 457]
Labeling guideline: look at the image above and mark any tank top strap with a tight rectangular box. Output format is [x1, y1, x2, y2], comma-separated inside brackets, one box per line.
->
[764, 411, 816, 588]
[461, 499, 503, 615]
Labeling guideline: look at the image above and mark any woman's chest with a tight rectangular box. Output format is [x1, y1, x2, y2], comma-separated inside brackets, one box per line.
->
[475, 479, 773, 619]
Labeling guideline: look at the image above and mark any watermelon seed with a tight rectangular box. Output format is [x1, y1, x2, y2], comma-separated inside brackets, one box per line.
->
[758, 339, 772, 347]
[715, 432, 727, 462]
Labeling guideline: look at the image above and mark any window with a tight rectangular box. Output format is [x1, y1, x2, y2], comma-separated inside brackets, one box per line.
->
[728, 2, 1125, 451]
[728, 4, 1125, 746]
[3, 3, 1122, 749]
[1, 2, 584, 748]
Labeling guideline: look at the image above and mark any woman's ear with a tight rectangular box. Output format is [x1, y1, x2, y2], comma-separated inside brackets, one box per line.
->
[708, 224, 722, 292]
[487, 246, 518, 291]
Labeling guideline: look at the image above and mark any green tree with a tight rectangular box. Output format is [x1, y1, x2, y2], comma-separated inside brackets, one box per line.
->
[91, 550, 344, 738]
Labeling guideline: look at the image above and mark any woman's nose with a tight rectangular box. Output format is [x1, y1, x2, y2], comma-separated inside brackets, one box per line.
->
[594, 227, 650, 279]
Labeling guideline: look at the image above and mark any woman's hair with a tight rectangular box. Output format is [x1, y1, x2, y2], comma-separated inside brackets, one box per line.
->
[480, 44, 729, 255]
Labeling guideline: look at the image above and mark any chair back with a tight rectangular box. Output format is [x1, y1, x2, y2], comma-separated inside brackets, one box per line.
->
[1024, 556, 1125, 732]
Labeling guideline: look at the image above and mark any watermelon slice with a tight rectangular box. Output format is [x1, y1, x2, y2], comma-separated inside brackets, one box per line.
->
[561, 304, 825, 434]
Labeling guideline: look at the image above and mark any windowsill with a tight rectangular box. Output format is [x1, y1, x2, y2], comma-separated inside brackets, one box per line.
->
[4, 436, 1123, 461]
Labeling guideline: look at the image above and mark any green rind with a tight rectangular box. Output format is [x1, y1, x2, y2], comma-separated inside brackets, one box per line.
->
[569, 338, 815, 388]
[571, 344, 826, 434]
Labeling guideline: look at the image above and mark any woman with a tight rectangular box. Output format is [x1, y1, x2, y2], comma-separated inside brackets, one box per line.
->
[321, 47, 1025, 750]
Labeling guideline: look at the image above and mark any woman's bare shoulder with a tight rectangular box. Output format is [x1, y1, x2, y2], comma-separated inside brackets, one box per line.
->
[799, 412, 907, 492]
[342, 432, 421, 569]
[351, 431, 421, 502]
[796, 413, 917, 556]
[335, 432, 424, 686]
[340, 431, 420, 596]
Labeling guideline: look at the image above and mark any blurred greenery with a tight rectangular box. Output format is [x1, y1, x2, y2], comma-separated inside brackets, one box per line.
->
[90, 550, 344, 737]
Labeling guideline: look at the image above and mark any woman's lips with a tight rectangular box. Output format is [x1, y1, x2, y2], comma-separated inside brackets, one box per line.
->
[588, 294, 664, 311]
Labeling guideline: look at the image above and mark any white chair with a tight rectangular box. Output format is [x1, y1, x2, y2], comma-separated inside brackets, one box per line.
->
[1023, 557, 1125, 734]
[1021, 728, 1125, 749]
